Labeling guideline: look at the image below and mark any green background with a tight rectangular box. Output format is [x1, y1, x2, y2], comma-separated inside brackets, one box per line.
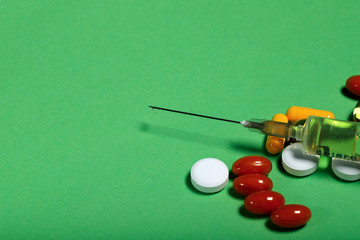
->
[1, 1, 360, 239]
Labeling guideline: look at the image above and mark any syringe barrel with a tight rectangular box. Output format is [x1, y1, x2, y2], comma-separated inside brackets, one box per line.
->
[262, 120, 293, 140]
[301, 116, 360, 161]
[244, 119, 293, 140]
[246, 116, 360, 161]
[260, 120, 304, 141]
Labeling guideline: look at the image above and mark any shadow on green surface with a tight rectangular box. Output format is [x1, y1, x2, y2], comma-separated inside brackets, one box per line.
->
[341, 87, 360, 100]
[347, 111, 354, 121]
[228, 170, 237, 181]
[140, 122, 263, 153]
[227, 186, 246, 200]
[240, 206, 306, 232]
[184, 172, 222, 195]
[265, 219, 305, 232]
[276, 154, 294, 177]
[239, 206, 267, 219]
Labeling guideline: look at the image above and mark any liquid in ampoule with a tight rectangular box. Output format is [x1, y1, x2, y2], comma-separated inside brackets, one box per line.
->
[301, 116, 360, 161]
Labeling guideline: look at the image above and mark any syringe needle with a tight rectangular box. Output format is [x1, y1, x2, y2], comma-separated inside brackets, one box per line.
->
[149, 106, 293, 139]
[148, 105, 243, 124]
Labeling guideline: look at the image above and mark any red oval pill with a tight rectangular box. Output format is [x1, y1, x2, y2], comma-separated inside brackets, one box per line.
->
[346, 75, 360, 96]
[233, 174, 273, 196]
[270, 204, 311, 228]
[232, 156, 272, 176]
[244, 190, 285, 215]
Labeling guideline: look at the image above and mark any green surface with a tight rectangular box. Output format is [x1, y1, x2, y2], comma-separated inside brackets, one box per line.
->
[1, 1, 360, 239]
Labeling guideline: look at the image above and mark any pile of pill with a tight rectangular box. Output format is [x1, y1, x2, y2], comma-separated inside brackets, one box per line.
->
[266, 106, 335, 156]
[188, 75, 360, 230]
[265, 107, 333, 178]
[232, 155, 311, 228]
[264, 106, 360, 181]
[267, 106, 333, 177]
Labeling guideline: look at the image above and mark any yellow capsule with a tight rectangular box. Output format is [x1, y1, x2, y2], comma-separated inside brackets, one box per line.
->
[286, 106, 335, 123]
[266, 113, 288, 155]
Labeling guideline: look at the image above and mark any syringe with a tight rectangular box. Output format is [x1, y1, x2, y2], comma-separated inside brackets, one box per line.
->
[149, 106, 360, 162]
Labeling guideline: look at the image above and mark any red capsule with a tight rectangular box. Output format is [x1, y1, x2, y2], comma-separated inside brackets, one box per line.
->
[232, 156, 272, 176]
[346, 75, 360, 96]
[244, 190, 285, 215]
[271, 204, 311, 228]
[233, 174, 273, 196]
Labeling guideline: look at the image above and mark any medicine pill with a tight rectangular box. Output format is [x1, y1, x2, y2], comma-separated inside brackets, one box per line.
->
[266, 113, 288, 154]
[270, 204, 311, 228]
[286, 106, 335, 123]
[282, 142, 319, 177]
[233, 174, 273, 196]
[331, 158, 360, 181]
[353, 101, 360, 122]
[244, 190, 285, 215]
[232, 156, 272, 176]
[346, 75, 360, 97]
[190, 158, 229, 193]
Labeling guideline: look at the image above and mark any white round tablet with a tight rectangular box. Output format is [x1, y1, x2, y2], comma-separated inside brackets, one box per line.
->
[282, 142, 319, 177]
[332, 158, 360, 181]
[190, 158, 229, 193]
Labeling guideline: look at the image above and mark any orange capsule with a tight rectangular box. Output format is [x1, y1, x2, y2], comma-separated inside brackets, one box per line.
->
[286, 106, 334, 123]
[266, 113, 288, 154]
